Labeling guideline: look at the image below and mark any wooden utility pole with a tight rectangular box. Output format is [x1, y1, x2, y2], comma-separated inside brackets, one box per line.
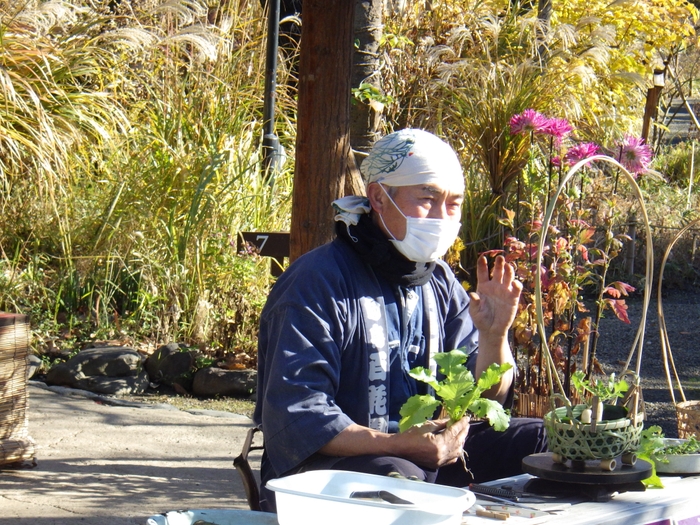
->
[350, 0, 384, 153]
[291, 0, 361, 261]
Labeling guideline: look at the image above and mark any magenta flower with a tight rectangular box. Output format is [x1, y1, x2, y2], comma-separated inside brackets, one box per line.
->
[542, 118, 573, 142]
[510, 109, 549, 135]
[564, 142, 600, 165]
[616, 135, 653, 176]
[551, 156, 562, 167]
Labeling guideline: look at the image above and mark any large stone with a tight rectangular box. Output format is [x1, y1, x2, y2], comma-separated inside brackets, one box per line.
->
[46, 347, 148, 395]
[192, 367, 256, 398]
[144, 342, 196, 390]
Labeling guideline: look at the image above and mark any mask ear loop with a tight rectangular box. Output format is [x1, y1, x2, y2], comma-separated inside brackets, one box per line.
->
[377, 184, 405, 242]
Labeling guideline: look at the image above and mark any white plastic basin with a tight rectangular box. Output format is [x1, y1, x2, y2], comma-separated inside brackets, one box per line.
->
[267, 470, 475, 525]
[146, 509, 279, 525]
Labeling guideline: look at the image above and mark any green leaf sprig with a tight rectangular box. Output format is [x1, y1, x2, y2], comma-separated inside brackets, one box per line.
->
[398, 349, 512, 433]
[571, 370, 629, 405]
[638, 425, 666, 488]
[637, 426, 700, 488]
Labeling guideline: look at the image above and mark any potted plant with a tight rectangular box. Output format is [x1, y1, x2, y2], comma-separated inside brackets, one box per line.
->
[639, 426, 700, 479]
[503, 112, 648, 418]
[531, 149, 655, 471]
[544, 370, 644, 470]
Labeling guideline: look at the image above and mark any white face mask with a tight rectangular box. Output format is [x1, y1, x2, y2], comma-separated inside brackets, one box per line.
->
[378, 186, 462, 263]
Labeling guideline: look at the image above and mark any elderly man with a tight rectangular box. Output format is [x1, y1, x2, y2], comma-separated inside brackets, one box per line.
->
[253, 129, 546, 512]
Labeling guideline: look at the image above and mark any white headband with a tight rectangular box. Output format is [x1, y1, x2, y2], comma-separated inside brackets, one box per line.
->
[360, 129, 464, 193]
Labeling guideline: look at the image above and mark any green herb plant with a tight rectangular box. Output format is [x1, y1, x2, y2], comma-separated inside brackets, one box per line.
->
[637, 426, 700, 489]
[570, 370, 629, 405]
[398, 349, 512, 433]
[661, 436, 700, 455]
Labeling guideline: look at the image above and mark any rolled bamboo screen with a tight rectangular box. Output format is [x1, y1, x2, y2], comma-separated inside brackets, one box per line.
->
[0, 313, 35, 465]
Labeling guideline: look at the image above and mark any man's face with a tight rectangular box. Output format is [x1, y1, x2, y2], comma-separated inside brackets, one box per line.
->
[368, 182, 464, 240]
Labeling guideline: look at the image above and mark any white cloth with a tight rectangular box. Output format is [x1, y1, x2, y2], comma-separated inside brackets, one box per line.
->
[360, 129, 464, 192]
[333, 129, 465, 227]
[331, 196, 371, 226]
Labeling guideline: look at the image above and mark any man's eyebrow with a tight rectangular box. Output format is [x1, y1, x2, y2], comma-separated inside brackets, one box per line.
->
[422, 186, 464, 197]
[421, 185, 450, 195]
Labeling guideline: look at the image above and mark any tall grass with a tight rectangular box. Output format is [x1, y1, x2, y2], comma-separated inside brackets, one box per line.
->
[0, 0, 295, 357]
[0, 0, 697, 364]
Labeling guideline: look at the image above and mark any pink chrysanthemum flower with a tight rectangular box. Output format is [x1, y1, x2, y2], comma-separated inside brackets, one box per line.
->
[542, 118, 573, 141]
[616, 135, 653, 176]
[564, 142, 600, 165]
[551, 156, 562, 167]
[509, 109, 549, 135]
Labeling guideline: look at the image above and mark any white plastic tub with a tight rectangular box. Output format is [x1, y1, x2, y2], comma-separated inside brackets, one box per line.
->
[146, 509, 279, 525]
[267, 470, 475, 525]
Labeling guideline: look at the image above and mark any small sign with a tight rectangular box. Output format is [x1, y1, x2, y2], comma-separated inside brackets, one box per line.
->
[238, 232, 290, 276]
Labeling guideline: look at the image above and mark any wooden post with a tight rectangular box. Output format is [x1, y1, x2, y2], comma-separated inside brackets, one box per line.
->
[641, 70, 665, 143]
[350, 0, 384, 153]
[291, 0, 357, 261]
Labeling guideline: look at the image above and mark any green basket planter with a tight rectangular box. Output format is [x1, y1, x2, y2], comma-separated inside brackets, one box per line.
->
[544, 403, 644, 464]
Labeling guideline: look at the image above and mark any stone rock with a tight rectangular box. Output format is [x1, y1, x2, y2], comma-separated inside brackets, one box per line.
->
[144, 342, 196, 390]
[192, 367, 256, 398]
[27, 354, 42, 380]
[45, 347, 148, 395]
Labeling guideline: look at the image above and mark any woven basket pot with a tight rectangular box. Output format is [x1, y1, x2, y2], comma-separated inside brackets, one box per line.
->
[676, 400, 700, 439]
[544, 403, 644, 462]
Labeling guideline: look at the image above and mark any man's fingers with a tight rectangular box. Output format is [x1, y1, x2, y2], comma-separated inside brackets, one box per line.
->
[494, 255, 503, 280]
[511, 277, 523, 295]
[476, 255, 490, 283]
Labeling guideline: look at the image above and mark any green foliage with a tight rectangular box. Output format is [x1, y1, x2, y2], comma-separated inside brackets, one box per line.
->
[399, 349, 512, 432]
[638, 426, 666, 488]
[653, 142, 700, 188]
[661, 436, 700, 455]
[638, 426, 700, 488]
[0, 0, 293, 360]
[352, 82, 394, 106]
[570, 370, 629, 404]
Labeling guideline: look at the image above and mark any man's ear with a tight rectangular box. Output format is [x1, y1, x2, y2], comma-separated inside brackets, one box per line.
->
[366, 182, 386, 214]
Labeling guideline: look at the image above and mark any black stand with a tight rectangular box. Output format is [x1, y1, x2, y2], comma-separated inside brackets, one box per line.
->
[522, 453, 653, 502]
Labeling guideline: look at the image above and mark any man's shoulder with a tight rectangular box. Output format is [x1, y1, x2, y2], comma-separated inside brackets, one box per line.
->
[430, 259, 459, 285]
[285, 238, 357, 276]
[267, 239, 368, 301]
[426, 259, 469, 303]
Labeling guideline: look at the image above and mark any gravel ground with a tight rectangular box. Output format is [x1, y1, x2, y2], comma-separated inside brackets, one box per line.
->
[594, 287, 700, 438]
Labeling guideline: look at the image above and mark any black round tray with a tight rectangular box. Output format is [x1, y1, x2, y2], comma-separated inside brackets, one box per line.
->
[522, 452, 652, 485]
